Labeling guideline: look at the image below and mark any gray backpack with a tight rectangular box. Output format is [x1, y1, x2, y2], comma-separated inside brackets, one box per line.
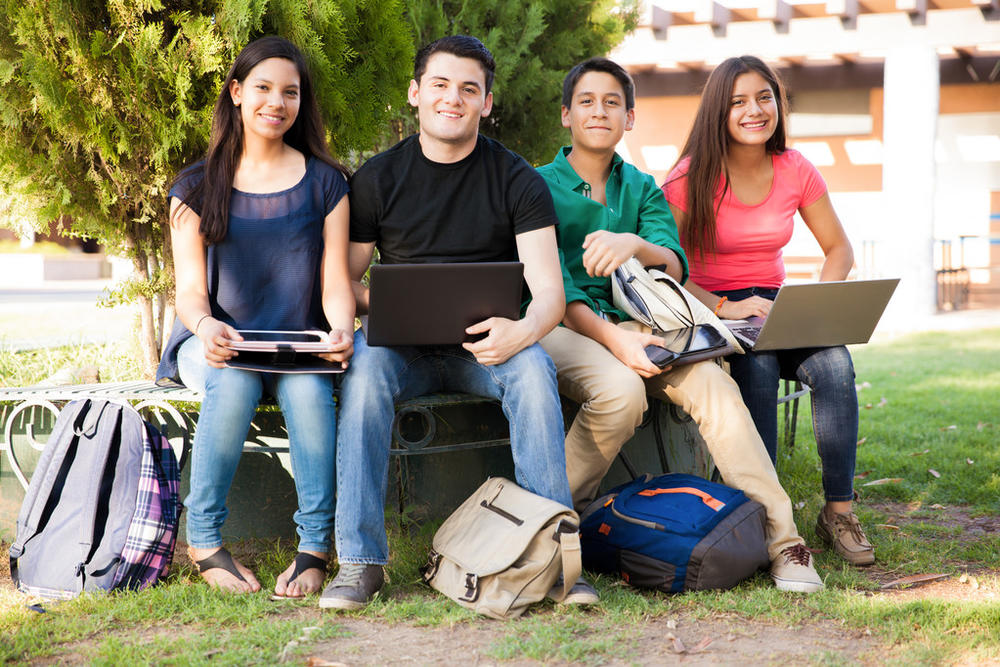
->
[9, 399, 182, 599]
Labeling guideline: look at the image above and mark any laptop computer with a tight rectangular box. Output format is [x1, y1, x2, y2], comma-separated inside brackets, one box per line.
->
[363, 262, 525, 346]
[726, 278, 900, 351]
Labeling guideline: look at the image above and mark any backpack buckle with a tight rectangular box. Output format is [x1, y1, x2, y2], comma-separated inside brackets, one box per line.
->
[458, 573, 479, 602]
[420, 549, 442, 582]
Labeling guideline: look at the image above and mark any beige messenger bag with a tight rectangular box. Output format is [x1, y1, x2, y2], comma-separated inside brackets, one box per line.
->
[421, 477, 582, 619]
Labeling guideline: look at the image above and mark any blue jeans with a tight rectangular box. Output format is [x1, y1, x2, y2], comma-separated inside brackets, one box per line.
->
[716, 287, 858, 502]
[335, 330, 571, 564]
[177, 336, 338, 552]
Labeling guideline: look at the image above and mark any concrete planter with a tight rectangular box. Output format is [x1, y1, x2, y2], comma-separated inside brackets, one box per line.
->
[0, 253, 111, 284]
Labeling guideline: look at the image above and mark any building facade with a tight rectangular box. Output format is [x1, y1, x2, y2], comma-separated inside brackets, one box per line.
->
[611, 0, 1000, 322]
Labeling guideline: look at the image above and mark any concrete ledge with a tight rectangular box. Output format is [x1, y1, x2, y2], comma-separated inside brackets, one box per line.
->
[0, 253, 111, 283]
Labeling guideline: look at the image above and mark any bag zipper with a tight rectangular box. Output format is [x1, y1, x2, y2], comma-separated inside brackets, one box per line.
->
[480, 500, 524, 526]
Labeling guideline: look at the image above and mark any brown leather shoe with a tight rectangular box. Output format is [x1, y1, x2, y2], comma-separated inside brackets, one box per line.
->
[816, 507, 875, 566]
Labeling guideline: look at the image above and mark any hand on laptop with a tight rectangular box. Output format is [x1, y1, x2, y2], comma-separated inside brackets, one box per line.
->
[198, 319, 243, 368]
[605, 326, 670, 378]
[315, 328, 354, 367]
[463, 316, 532, 366]
[719, 295, 772, 320]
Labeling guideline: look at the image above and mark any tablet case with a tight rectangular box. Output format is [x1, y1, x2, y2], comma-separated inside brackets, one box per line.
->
[224, 331, 344, 373]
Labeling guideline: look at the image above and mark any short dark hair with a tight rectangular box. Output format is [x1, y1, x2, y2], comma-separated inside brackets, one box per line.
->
[562, 57, 635, 110]
[413, 35, 496, 94]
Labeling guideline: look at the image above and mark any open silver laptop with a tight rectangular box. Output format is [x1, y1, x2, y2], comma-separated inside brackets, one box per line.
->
[363, 262, 524, 346]
[726, 278, 900, 351]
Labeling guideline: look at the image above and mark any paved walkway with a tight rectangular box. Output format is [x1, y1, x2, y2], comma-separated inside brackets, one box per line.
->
[873, 305, 1000, 340]
[0, 279, 134, 350]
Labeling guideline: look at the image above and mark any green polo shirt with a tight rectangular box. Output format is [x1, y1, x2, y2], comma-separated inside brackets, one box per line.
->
[537, 147, 688, 320]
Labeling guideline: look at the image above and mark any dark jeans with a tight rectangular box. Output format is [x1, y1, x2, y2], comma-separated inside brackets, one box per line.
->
[716, 287, 858, 502]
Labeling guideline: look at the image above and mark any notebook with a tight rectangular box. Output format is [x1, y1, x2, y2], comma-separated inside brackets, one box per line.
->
[363, 262, 525, 346]
[725, 278, 900, 351]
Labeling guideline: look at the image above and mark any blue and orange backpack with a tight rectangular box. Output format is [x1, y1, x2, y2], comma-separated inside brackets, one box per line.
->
[579, 473, 769, 592]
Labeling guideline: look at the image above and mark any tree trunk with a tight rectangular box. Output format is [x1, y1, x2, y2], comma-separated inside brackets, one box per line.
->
[159, 222, 175, 356]
[131, 250, 159, 378]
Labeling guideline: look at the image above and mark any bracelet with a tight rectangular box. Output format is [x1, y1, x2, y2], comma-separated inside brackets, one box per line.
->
[714, 296, 728, 316]
[194, 314, 211, 336]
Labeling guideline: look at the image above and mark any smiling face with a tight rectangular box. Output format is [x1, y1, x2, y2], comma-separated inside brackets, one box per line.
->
[561, 70, 634, 152]
[229, 57, 301, 142]
[726, 70, 778, 148]
[408, 52, 493, 156]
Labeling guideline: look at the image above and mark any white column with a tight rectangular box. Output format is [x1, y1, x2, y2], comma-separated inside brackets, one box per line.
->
[880, 46, 939, 330]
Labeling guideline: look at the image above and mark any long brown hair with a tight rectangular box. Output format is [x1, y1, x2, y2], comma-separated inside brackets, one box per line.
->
[174, 36, 349, 244]
[669, 55, 788, 258]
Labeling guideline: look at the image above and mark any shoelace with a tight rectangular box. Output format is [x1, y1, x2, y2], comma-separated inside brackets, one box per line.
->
[834, 512, 870, 545]
[781, 543, 812, 566]
[333, 563, 366, 587]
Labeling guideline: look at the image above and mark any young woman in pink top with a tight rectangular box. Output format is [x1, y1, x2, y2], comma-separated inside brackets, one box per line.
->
[662, 55, 874, 566]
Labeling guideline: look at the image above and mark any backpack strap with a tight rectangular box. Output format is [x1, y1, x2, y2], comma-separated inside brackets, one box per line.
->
[73, 402, 130, 591]
[9, 400, 100, 562]
[548, 519, 583, 603]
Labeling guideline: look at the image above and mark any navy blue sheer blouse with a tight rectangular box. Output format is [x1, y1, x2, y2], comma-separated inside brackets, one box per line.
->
[156, 157, 349, 384]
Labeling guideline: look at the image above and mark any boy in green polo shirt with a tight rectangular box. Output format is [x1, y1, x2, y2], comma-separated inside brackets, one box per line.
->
[536, 57, 823, 593]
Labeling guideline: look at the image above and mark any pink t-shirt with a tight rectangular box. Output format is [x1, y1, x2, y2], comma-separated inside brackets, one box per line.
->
[662, 149, 826, 291]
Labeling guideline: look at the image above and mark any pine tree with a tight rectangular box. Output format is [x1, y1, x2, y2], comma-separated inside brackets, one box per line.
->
[0, 0, 412, 373]
[397, 0, 640, 165]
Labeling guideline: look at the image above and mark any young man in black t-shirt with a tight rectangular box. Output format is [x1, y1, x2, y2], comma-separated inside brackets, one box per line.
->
[320, 35, 595, 611]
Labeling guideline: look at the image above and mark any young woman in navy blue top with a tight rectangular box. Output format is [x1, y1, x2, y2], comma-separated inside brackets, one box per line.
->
[159, 37, 353, 596]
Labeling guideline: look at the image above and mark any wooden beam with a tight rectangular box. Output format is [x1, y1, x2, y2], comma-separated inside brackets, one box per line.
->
[633, 56, 1000, 97]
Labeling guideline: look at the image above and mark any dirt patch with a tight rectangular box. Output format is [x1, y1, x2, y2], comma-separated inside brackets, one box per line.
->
[868, 500, 1000, 545]
[4, 500, 998, 665]
[298, 615, 874, 666]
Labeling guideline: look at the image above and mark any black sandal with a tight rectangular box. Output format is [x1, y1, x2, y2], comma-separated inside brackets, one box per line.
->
[271, 552, 328, 600]
[193, 547, 249, 587]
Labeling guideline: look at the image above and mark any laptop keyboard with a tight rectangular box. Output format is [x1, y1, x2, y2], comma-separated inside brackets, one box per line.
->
[731, 326, 761, 343]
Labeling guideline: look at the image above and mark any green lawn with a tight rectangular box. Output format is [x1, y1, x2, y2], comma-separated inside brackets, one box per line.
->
[1, 328, 998, 665]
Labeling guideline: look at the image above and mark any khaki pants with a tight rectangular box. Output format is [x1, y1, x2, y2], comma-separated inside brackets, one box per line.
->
[540, 323, 802, 560]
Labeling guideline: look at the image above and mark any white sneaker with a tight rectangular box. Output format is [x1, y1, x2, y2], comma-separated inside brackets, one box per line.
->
[770, 544, 824, 593]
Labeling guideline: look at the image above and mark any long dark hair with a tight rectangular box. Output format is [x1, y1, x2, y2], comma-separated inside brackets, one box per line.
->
[175, 36, 349, 244]
[669, 55, 788, 257]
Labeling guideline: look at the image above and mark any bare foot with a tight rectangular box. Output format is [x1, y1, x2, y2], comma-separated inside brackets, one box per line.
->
[189, 547, 262, 594]
[274, 550, 328, 599]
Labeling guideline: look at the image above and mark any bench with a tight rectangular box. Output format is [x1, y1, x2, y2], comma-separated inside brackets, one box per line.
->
[1, 379, 808, 541]
[0, 382, 526, 539]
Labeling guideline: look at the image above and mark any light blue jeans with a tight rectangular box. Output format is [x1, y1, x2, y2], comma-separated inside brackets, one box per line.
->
[177, 336, 338, 552]
[335, 330, 571, 565]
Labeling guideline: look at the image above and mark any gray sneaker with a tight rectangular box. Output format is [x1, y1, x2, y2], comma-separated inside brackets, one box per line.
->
[319, 563, 384, 610]
[547, 575, 599, 605]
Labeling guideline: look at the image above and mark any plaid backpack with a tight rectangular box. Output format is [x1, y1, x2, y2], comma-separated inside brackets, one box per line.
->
[9, 399, 181, 599]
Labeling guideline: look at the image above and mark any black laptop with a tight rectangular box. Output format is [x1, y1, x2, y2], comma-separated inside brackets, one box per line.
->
[363, 262, 525, 346]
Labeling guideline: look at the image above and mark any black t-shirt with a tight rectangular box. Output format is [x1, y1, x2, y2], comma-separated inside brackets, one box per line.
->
[349, 134, 558, 264]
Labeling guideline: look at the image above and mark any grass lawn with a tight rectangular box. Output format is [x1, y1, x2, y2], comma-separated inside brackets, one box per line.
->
[1, 327, 998, 665]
